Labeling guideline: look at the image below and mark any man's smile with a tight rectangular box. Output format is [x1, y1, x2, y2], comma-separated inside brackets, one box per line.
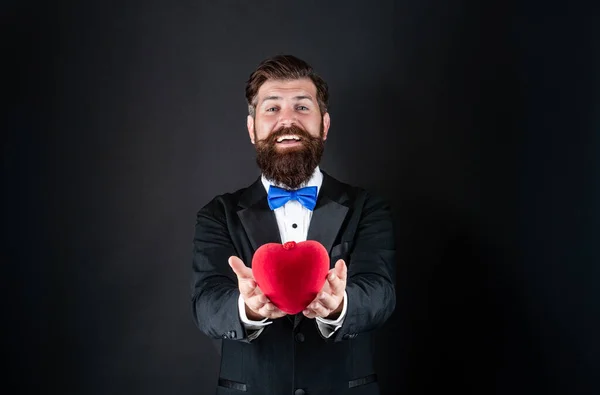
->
[275, 134, 303, 147]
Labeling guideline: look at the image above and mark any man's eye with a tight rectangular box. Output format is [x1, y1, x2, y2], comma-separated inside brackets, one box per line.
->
[266, 107, 278, 112]
[296, 106, 309, 111]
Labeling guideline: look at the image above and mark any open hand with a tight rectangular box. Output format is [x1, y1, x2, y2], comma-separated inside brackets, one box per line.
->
[303, 259, 347, 319]
[229, 256, 287, 320]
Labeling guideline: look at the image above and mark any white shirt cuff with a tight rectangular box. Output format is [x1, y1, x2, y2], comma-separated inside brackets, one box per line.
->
[315, 291, 348, 338]
[238, 294, 271, 340]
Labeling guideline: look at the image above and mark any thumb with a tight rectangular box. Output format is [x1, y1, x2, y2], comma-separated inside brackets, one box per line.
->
[229, 256, 253, 280]
[335, 259, 347, 279]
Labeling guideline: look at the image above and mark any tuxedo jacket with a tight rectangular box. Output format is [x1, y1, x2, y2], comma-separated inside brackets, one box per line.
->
[191, 170, 396, 395]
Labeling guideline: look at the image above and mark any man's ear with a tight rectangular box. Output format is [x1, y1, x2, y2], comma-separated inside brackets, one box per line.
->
[247, 115, 255, 144]
[322, 112, 331, 140]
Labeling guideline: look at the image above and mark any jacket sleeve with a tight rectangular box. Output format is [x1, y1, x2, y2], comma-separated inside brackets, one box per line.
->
[329, 191, 397, 342]
[190, 198, 253, 343]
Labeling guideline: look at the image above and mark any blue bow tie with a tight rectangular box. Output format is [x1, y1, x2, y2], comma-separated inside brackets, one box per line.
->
[267, 185, 318, 211]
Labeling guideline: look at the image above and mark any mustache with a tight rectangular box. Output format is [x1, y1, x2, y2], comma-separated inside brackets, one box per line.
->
[264, 125, 314, 144]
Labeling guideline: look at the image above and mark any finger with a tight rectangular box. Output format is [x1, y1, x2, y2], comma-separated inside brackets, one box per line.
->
[305, 300, 331, 318]
[241, 282, 268, 305]
[257, 302, 288, 319]
[252, 285, 264, 296]
[260, 301, 275, 314]
[335, 259, 347, 279]
[245, 292, 268, 312]
[326, 270, 345, 296]
[238, 279, 258, 297]
[320, 277, 332, 294]
[315, 291, 340, 311]
[228, 256, 253, 280]
[270, 309, 287, 319]
[302, 308, 317, 319]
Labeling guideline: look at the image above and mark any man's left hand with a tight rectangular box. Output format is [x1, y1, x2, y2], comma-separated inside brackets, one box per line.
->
[303, 259, 347, 319]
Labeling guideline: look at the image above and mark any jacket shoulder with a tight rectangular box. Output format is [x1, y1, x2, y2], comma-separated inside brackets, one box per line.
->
[196, 180, 258, 219]
[322, 171, 390, 208]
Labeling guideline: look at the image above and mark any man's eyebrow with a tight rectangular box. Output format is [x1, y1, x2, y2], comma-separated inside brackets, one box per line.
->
[261, 96, 282, 103]
[293, 95, 314, 102]
[260, 95, 314, 104]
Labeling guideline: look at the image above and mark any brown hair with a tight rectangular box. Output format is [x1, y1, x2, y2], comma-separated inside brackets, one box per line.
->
[245, 54, 329, 117]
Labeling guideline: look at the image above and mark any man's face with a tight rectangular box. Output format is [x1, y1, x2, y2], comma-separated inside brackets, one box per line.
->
[247, 78, 331, 189]
[247, 78, 330, 146]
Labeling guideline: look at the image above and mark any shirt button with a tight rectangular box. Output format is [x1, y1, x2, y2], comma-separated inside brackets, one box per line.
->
[292, 223, 298, 228]
[295, 333, 305, 343]
[294, 389, 306, 395]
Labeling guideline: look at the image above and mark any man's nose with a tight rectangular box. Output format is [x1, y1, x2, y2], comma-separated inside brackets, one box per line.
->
[277, 107, 297, 127]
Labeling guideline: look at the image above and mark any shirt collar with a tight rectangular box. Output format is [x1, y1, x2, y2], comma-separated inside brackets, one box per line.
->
[261, 166, 323, 194]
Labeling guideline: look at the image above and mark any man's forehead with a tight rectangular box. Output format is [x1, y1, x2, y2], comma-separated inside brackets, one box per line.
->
[257, 78, 317, 99]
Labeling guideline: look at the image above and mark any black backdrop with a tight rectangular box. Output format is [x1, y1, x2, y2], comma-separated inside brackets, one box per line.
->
[3, 1, 599, 394]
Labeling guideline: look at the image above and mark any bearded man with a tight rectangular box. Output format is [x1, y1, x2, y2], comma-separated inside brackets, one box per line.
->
[191, 54, 397, 395]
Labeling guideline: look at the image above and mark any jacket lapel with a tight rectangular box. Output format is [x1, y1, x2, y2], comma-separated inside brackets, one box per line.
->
[306, 198, 349, 256]
[237, 178, 282, 254]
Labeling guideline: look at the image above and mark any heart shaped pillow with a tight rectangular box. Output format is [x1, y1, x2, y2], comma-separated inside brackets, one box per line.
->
[252, 240, 330, 315]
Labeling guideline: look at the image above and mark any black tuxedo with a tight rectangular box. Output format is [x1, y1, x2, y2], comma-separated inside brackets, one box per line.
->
[191, 170, 396, 395]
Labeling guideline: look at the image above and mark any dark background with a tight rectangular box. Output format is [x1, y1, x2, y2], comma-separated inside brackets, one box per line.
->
[3, 1, 598, 394]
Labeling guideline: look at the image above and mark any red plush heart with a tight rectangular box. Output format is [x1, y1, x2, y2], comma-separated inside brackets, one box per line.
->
[252, 240, 330, 315]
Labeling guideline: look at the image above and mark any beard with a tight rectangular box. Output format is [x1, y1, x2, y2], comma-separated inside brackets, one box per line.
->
[255, 123, 325, 189]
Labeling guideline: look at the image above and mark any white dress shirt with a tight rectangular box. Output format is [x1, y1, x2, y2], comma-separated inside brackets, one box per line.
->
[238, 166, 348, 341]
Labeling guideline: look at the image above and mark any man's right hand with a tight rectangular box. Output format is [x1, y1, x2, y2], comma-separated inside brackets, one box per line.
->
[228, 256, 287, 321]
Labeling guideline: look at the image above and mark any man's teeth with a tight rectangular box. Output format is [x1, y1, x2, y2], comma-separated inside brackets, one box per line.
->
[276, 135, 301, 143]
